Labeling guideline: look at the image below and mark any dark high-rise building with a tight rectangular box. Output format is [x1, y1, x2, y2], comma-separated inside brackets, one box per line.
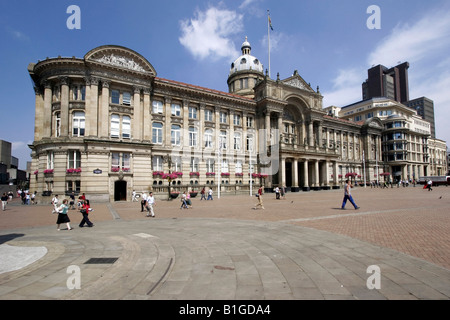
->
[406, 97, 436, 139]
[362, 62, 410, 103]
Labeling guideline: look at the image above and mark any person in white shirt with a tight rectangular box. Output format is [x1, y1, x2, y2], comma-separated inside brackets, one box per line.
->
[51, 195, 59, 214]
[146, 192, 155, 217]
[141, 192, 148, 212]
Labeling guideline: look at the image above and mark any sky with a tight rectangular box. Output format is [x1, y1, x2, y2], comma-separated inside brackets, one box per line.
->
[1, 0, 450, 170]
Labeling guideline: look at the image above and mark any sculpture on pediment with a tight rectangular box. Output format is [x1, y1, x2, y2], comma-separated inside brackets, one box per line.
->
[95, 54, 146, 72]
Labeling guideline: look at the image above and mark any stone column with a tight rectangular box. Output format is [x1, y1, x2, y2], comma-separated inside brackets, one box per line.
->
[308, 121, 314, 147]
[143, 88, 151, 141]
[87, 77, 99, 137]
[280, 157, 286, 187]
[293, 158, 299, 189]
[42, 82, 52, 138]
[133, 87, 142, 140]
[333, 161, 338, 186]
[183, 100, 189, 148]
[164, 97, 172, 147]
[314, 160, 319, 188]
[99, 80, 110, 138]
[60, 77, 70, 137]
[303, 160, 309, 191]
[83, 77, 91, 136]
[265, 111, 271, 145]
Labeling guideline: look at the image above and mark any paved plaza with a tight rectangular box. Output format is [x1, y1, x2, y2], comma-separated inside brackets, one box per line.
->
[0, 185, 449, 300]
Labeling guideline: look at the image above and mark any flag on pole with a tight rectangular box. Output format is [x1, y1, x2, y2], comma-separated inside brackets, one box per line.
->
[268, 15, 273, 31]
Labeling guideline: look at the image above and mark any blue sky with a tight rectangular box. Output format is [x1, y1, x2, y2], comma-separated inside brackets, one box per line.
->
[1, 0, 450, 169]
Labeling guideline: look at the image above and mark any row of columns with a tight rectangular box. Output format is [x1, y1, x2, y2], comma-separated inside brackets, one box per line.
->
[279, 158, 339, 189]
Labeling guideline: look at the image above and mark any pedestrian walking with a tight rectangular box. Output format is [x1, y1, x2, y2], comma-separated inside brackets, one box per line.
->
[180, 192, 188, 209]
[51, 194, 59, 214]
[141, 192, 148, 212]
[253, 186, 265, 210]
[56, 199, 73, 231]
[146, 192, 156, 217]
[200, 187, 207, 200]
[79, 199, 94, 227]
[69, 192, 76, 209]
[341, 180, 360, 210]
[132, 190, 138, 202]
[274, 186, 280, 199]
[427, 179, 433, 191]
[1, 193, 8, 211]
[207, 188, 213, 200]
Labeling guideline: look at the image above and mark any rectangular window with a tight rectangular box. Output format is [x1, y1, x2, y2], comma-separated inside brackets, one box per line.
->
[72, 86, 78, 100]
[73, 112, 85, 137]
[220, 130, 227, 149]
[171, 125, 181, 146]
[111, 90, 120, 104]
[189, 127, 198, 147]
[152, 156, 163, 171]
[220, 112, 227, 124]
[81, 86, 86, 101]
[204, 129, 213, 148]
[246, 135, 254, 151]
[152, 100, 163, 114]
[111, 114, 120, 138]
[247, 116, 254, 128]
[233, 114, 241, 126]
[205, 109, 213, 122]
[122, 153, 131, 170]
[206, 159, 215, 172]
[55, 113, 61, 137]
[190, 158, 199, 172]
[235, 161, 243, 174]
[189, 107, 197, 119]
[221, 159, 229, 173]
[47, 152, 54, 169]
[234, 132, 241, 151]
[152, 123, 163, 144]
[111, 152, 120, 169]
[122, 116, 131, 139]
[68, 150, 81, 169]
[171, 103, 181, 117]
[122, 92, 131, 106]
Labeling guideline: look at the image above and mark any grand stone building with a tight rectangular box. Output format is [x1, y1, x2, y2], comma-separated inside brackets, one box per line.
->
[28, 40, 409, 202]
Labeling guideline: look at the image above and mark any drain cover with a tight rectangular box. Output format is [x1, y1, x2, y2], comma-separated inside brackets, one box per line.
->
[84, 258, 119, 264]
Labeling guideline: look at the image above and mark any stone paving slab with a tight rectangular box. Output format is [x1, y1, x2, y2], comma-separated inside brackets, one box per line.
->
[0, 186, 449, 300]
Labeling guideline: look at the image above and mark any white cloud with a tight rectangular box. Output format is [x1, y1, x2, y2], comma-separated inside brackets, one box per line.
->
[368, 9, 450, 67]
[322, 68, 364, 107]
[179, 6, 243, 61]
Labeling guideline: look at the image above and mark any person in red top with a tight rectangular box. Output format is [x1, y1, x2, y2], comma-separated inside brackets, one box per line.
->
[79, 199, 94, 228]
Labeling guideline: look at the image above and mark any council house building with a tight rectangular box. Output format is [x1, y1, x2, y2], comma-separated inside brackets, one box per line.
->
[28, 40, 443, 202]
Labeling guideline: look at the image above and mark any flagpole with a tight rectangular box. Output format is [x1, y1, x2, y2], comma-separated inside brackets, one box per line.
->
[268, 11, 271, 79]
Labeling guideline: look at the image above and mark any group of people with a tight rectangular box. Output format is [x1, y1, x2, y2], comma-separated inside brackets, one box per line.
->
[200, 187, 214, 201]
[52, 193, 94, 230]
[17, 189, 37, 205]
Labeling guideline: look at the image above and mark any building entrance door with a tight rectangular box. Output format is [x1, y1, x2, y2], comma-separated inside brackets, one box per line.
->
[114, 180, 127, 201]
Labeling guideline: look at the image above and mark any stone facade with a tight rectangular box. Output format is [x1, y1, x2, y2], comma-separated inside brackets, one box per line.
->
[28, 43, 405, 202]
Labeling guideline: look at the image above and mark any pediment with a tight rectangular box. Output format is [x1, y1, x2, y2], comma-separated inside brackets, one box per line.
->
[84, 45, 156, 76]
[282, 73, 314, 93]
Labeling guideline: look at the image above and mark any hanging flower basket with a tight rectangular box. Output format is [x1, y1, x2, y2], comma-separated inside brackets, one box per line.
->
[189, 172, 200, 177]
[152, 171, 164, 177]
[206, 172, 216, 177]
[44, 169, 54, 174]
[66, 168, 82, 174]
[221, 172, 230, 177]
